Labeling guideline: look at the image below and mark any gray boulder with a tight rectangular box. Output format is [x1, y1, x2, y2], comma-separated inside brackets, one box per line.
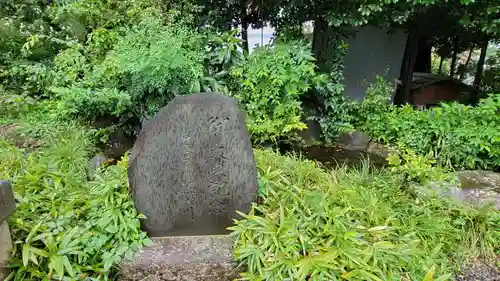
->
[128, 92, 259, 237]
[431, 170, 500, 209]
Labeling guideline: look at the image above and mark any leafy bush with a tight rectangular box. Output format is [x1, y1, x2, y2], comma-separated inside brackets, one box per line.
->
[355, 77, 500, 171]
[0, 122, 151, 281]
[1, 61, 54, 97]
[0, 93, 39, 120]
[201, 29, 245, 93]
[45, 11, 207, 135]
[107, 15, 204, 120]
[231, 149, 499, 281]
[231, 42, 326, 143]
[314, 38, 355, 142]
[353, 75, 396, 137]
[52, 86, 131, 120]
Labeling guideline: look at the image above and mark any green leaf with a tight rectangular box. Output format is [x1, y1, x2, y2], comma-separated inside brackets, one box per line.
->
[422, 266, 436, 281]
[142, 238, 153, 247]
[22, 244, 30, 267]
[105, 224, 118, 234]
[51, 255, 65, 278]
[368, 226, 388, 232]
[62, 255, 75, 277]
[26, 221, 42, 243]
[30, 247, 49, 258]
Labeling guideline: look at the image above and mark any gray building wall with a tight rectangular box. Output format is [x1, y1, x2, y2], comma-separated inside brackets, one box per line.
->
[244, 25, 408, 101]
[342, 26, 408, 100]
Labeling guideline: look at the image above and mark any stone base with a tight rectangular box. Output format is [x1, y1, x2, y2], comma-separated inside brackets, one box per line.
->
[0, 220, 12, 279]
[119, 235, 240, 281]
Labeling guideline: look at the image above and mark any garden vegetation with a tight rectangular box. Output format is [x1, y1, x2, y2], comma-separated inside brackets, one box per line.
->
[0, 0, 499, 280]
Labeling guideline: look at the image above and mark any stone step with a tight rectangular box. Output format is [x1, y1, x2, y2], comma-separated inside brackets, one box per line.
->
[119, 235, 240, 281]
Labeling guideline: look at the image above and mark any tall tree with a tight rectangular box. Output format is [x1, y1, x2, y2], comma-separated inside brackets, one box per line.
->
[474, 37, 489, 88]
[459, 45, 474, 80]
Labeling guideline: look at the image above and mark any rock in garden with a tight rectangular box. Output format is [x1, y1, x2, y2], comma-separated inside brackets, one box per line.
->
[366, 141, 390, 158]
[119, 236, 240, 281]
[89, 153, 108, 173]
[431, 170, 500, 210]
[0, 181, 15, 222]
[128, 92, 258, 237]
[456, 170, 500, 210]
[0, 180, 16, 280]
[337, 130, 370, 151]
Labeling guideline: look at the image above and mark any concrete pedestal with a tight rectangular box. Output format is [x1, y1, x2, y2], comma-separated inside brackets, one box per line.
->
[119, 235, 240, 281]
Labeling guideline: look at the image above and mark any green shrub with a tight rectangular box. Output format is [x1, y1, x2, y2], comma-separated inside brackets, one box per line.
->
[52, 86, 131, 120]
[201, 28, 245, 93]
[231, 42, 326, 143]
[0, 122, 151, 281]
[108, 15, 204, 106]
[231, 149, 499, 281]
[314, 38, 355, 142]
[353, 75, 395, 135]
[355, 77, 500, 171]
[52, 45, 90, 87]
[1, 61, 54, 97]
[0, 92, 39, 120]
[47, 12, 206, 135]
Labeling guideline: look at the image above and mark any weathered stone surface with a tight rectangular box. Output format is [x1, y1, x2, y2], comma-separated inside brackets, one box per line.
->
[119, 235, 240, 281]
[297, 119, 322, 146]
[0, 181, 15, 222]
[0, 221, 12, 280]
[456, 170, 500, 209]
[128, 92, 258, 237]
[0, 181, 15, 279]
[431, 170, 500, 210]
[337, 131, 370, 151]
[89, 153, 108, 173]
[366, 142, 390, 158]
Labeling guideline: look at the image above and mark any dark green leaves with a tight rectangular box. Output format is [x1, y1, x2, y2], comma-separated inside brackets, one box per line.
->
[231, 149, 499, 281]
[356, 78, 500, 171]
[0, 125, 150, 280]
[231, 42, 322, 143]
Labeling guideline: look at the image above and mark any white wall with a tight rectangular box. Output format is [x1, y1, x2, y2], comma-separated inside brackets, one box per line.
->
[342, 26, 407, 100]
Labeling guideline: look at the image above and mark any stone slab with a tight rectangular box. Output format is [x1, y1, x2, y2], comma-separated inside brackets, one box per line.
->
[337, 131, 370, 151]
[0, 181, 15, 222]
[119, 235, 240, 281]
[128, 92, 258, 237]
[0, 221, 12, 279]
[430, 170, 500, 210]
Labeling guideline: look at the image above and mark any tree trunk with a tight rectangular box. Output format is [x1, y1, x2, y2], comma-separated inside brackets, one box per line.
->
[415, 36, 432, 73]
[474, 38, 489, 88]
[312, 17, 336, 73]
[449, 36, 459, 78]
[438, 56, 444, 74]
[241, 15, 249, 53]
[394, 26, 419, 105]
[459, 45, 474, 81]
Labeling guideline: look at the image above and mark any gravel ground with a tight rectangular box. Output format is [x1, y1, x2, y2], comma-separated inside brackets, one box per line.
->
[455, 259, 500, 281]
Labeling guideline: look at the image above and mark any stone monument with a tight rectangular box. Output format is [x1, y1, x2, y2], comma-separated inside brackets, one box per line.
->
[128, 92, 258, 237]
[0, 180, 16, 279]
